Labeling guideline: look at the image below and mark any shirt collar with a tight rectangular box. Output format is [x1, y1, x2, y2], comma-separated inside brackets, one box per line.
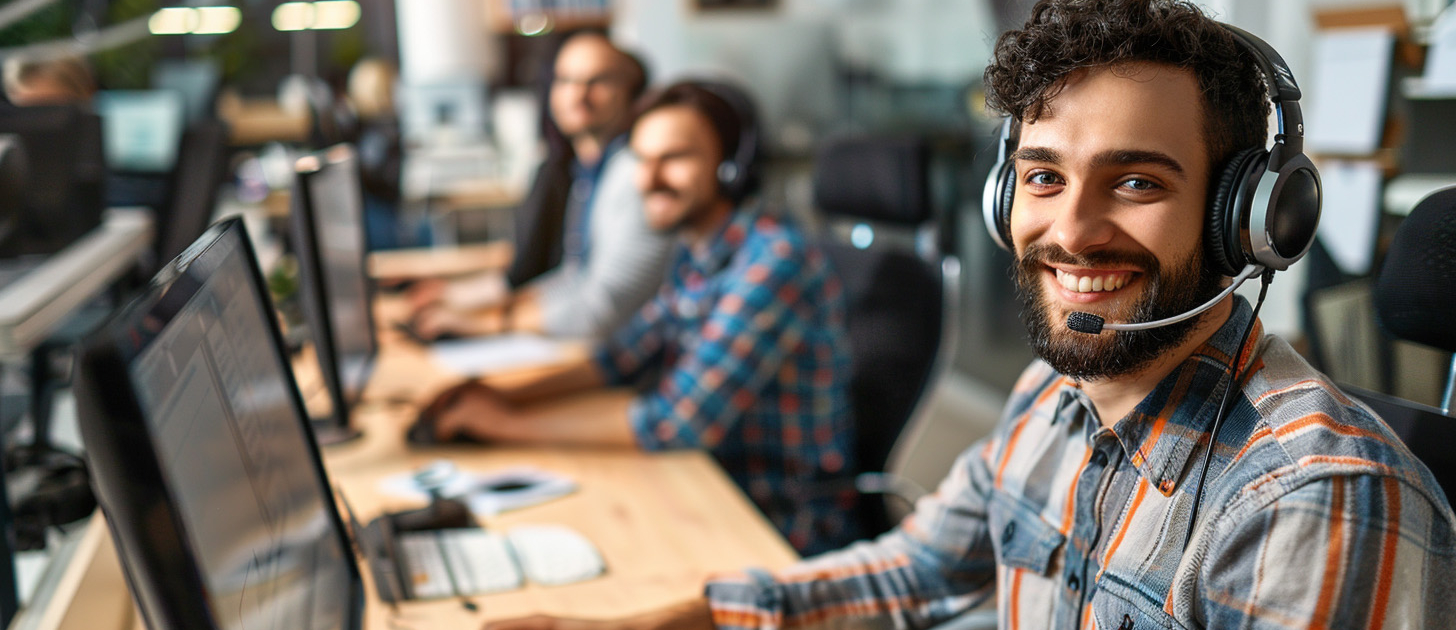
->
[1097, 296, 1261, 497]
[571, 134, 628, 179]
[687, 203, 757, 276]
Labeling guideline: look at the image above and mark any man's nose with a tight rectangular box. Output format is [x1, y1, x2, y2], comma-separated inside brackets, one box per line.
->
[1047, 184, 1116, 256]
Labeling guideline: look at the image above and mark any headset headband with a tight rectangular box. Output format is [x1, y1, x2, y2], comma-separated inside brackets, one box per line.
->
[1220, 23, 1305, 162]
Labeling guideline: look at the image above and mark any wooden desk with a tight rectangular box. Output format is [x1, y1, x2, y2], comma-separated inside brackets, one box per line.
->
[368, 242, 514, 281]
[15, 300, 799, 629]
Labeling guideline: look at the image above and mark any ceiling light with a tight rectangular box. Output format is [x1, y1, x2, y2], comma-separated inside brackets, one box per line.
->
[193, 6, 241, 35]
[311, 1, 360, 30]
[272, 2, 315, 31]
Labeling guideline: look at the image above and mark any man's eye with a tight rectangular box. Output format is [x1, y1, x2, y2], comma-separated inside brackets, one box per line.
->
[1121, 178, 1160, 191]
[1026, 172, 1061, 186]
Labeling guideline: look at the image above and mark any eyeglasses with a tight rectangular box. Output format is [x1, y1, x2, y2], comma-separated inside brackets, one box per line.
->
[552, 72, 628, 91]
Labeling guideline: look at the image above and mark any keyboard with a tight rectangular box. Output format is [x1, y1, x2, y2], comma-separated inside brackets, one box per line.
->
[395, 525, 605, 600]
[398, 529, 521, 599]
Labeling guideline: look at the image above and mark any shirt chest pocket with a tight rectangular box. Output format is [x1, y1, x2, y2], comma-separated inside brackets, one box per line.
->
[988, 489, 1065, 576]
[1090, 585, 1180, 630]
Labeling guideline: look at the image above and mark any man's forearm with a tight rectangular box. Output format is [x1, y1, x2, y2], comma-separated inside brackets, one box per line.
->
[482, 597, 715, 630]
[492, 389, 638, 448]
[628, 598, 716, 630]
[485, 356, 607, 404]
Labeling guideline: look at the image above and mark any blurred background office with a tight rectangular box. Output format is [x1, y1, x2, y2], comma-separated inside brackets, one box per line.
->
[1, 0, 1454, 551]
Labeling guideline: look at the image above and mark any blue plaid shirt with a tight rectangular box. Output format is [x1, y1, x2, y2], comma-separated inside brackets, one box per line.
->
[705, 297, 1456, 629]
[595, 207, 858, 555]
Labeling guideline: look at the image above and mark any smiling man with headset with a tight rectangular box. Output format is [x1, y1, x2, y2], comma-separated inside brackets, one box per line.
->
[479, 1, 1455, 629]
[418, 80, 860, 557]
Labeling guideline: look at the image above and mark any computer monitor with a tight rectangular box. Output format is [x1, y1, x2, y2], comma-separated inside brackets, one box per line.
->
[94, 90, 187, 174]
[398, 80, 489, 146]
[0, 105, 105, 258]
[73, 217, 364, 629]
[288, 144, 377, 445]
[152, 60, 222, 125]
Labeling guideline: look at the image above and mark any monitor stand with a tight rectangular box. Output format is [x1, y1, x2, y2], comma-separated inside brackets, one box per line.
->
[311, 418, 363, 447]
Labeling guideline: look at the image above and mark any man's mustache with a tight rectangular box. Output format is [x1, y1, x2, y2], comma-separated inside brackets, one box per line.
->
[1017, 242, 1158, 272]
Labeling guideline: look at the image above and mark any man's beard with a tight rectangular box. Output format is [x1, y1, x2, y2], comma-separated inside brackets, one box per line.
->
[644, 187, 705, 234]
[1013, 242, 1225, 380]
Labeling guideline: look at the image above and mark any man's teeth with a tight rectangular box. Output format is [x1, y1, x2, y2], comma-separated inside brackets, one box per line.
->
[1056, 269, 1129, 293]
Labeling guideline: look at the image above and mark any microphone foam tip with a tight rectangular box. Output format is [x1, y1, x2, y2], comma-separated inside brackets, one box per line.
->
[1067, 312, 1105, 335]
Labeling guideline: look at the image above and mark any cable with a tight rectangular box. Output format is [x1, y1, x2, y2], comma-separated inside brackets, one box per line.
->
[1181, 269, 1274, 553]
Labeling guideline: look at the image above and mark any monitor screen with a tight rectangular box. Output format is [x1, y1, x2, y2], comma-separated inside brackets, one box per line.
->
[288, 144, 377, 436]
[95, 90, 187, 173]
[75, 219, 362, 630]
[152, 60, 222, 124]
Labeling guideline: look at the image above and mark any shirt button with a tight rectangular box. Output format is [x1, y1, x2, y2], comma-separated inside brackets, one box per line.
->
[1001, 522, 1016, 545]
[1090, 451, 1108, 467]
[1067, 574, 1081, 592]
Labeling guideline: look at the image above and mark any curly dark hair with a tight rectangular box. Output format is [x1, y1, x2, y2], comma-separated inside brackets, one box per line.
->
[984, 0, 1270, 172]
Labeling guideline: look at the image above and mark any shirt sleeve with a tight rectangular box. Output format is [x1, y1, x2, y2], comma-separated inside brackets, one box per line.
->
[1197, 473, 1456, 628]
[593, 289, 670, 387]
[703, 445, 1001, 629]
[535, 151, 673, 339]
[626, 240, 808, 451]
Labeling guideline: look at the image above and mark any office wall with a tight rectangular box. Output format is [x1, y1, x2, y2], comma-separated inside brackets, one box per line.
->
[614, 0, 995, 152]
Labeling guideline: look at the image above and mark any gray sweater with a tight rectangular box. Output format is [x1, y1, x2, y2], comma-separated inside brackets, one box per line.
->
[529, 149, 672, 339]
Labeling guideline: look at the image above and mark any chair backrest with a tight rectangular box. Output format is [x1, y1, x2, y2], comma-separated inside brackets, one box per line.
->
[812, 134, 959, 503]
[1373, 185, 1456, 412]
[156, 119, 230, 268]
[1356, 186, 1456, 503]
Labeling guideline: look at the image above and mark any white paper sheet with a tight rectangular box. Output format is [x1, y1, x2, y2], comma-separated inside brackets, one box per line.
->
[1305, 28, 1394, 155]
[380, 463, 578, 516]
[1424, 8, 1456, 90]
[428, 333, 569, 376]
[1316, 160, 1384, 275]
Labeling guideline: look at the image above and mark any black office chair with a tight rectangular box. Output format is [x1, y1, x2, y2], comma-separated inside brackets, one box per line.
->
[154, 118, 231, 270]
[811, 134, 960, 537]
[1356, 185, 1456, 503]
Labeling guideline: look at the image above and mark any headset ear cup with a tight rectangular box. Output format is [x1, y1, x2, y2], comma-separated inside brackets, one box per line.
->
[996, 162, 1016, 250]
[717, 160, 740, 200]
[1205, 147, 1265, 277]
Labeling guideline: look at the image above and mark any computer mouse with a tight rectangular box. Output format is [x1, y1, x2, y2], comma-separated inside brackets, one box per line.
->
[392, 320, 460, 345]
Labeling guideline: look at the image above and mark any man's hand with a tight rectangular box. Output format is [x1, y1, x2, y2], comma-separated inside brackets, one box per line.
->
[406, 277, 450, 311]
[406, 301, 515, 342]
[418, 379, 518, 442]
[481, 598, 716, 630]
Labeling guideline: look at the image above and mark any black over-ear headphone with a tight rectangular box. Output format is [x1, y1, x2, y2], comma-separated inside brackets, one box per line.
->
[982, 23, 1322, 278]
[693, 80, 762, 204]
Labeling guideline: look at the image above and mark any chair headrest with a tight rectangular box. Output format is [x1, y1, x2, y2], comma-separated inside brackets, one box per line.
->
[812, 135, 930, 225]
[1376, 186, 1456, 354]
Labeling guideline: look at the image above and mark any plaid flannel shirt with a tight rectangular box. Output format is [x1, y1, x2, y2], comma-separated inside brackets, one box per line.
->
[595, 207, 858, 555]
[705, 297, 1456, 629]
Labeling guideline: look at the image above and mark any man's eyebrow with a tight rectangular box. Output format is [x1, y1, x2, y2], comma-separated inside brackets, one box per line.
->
[1011, 146, 1188, 181]
[1091, 149, 1187, 179]
[1009, 147, 1060, 164]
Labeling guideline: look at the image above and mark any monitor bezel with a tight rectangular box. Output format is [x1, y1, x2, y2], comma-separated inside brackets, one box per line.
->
[73, 217, 364, 630]
[288, 143, 379, 437]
